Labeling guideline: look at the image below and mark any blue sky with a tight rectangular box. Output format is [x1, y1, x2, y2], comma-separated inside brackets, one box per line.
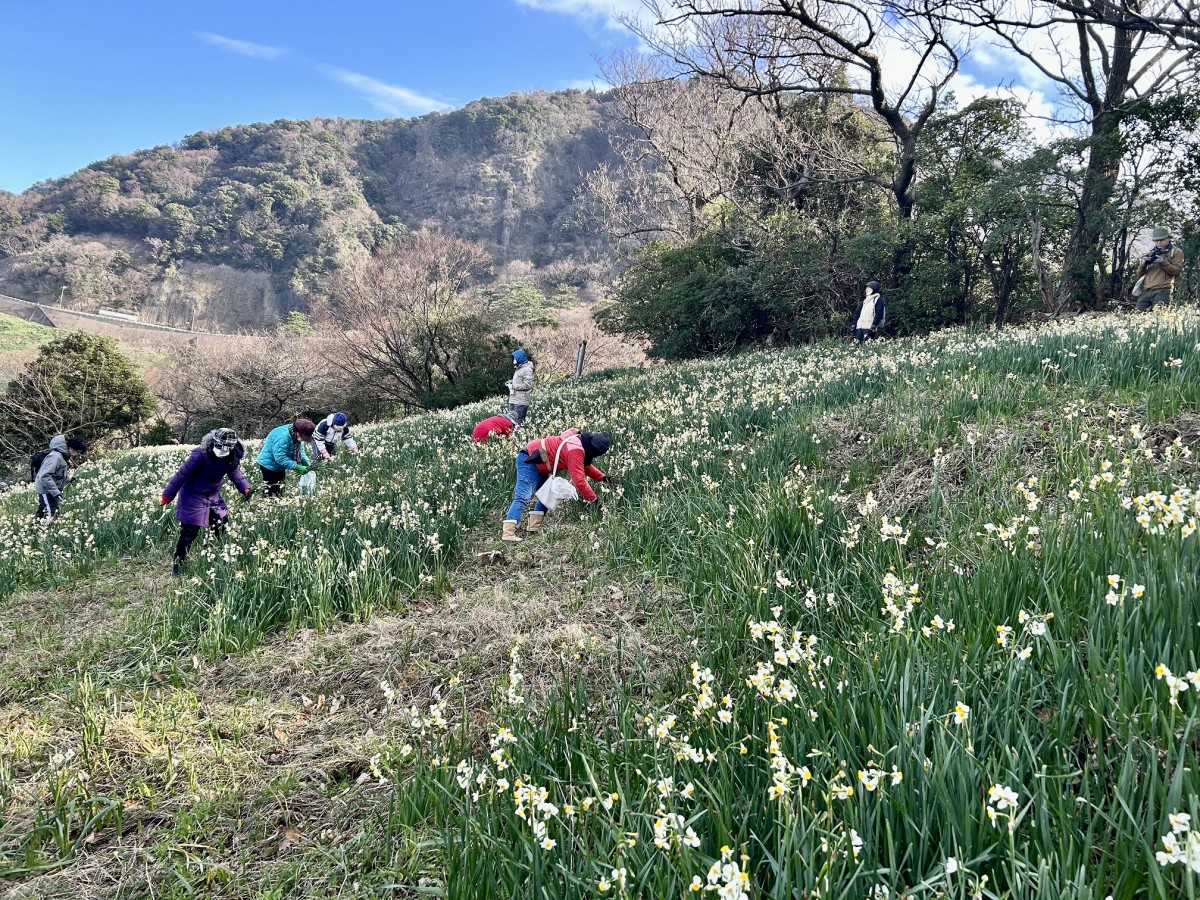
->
[0, 0, 638, 193]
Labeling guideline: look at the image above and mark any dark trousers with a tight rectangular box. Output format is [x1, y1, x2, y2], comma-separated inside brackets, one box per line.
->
[260, 465, 287, 497]
[507, 403, 529, 424]
[855, 328, 874, 343]
[174, 511, 227, 561]
[35, 493, 60, 519]
[1136, 287, 1170, 312]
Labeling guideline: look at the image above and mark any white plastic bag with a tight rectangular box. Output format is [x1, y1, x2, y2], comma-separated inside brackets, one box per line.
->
[533, 436, 578, 510]
[298, 470, 317, 496]
[536, 475, 578, 510]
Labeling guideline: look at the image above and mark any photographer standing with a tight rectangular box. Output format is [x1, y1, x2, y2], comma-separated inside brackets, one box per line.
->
[1136, 226, 1184, 312]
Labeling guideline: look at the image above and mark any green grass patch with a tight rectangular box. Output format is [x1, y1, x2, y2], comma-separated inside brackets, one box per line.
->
[3, 310, 1200, 896]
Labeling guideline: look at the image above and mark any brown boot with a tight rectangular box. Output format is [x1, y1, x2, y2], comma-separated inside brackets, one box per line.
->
[526, 511, 545, 534]
[501, 520, 523, 542]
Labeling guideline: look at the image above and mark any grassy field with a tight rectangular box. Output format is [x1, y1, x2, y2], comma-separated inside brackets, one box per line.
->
[0, 311, 166, 391]
[1, 310, 1199, 898]
[0, 313, 56, 385]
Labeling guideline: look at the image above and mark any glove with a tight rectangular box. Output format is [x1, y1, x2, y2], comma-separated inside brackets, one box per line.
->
[294, 464, 309, 476]
[160, 495, 170, 506]
[241, 489, 253, 503]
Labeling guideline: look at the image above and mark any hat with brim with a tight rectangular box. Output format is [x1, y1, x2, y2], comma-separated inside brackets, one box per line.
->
[1152, 226, 1171, 240]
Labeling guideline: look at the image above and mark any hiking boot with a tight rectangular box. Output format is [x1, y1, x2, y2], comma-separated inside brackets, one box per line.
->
[172, 559, 183, 578]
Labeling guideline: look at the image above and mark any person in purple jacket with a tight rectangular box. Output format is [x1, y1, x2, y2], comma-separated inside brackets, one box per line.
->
[161, 427, 251, 575]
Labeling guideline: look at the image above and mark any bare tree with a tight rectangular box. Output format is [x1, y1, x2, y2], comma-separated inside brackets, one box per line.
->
[589, 52, 761, 245]
[937, 0, 1198, 307]
[624, 0, 968, 223]
[315, 232, 496, 410]
[157, 332, 330, 441]
[513, 305, 648, 380]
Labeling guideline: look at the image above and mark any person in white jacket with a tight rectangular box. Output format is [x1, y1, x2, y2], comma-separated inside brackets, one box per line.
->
[855, 281, 885, 343]
[311, 412, 359, 460]
[506, 349, 535, 424]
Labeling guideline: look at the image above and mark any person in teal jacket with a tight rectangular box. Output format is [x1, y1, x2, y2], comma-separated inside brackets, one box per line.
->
[257, 418, 316, 497]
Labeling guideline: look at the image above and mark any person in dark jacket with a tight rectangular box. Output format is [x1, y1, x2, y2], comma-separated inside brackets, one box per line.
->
[257, 418, 315, 497]
[502, 428, 612, 542]
[855, 280, 885, 342]
[34, 435, 87, 519]
[161, 428, 251, 575]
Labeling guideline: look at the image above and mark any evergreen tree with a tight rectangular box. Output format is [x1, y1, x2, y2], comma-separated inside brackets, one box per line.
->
[1, 332, 155, 455]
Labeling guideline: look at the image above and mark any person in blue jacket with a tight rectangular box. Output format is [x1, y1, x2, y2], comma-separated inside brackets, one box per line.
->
[257, 417, 315, 497]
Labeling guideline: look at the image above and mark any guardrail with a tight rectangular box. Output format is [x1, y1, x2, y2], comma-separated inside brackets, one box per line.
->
[0, 292, 226, 336]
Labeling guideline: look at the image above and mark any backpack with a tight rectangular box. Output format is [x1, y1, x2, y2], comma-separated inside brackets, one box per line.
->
[29, 450, 50, 482]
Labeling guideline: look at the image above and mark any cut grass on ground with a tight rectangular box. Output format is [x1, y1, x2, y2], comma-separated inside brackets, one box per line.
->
[0, 514, 679, 898]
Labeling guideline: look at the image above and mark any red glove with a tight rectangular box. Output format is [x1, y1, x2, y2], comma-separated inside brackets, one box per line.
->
[160, 495, 170, 506]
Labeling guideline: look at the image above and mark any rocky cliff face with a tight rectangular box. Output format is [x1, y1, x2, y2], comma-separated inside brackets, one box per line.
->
[140, 262, 295, 331]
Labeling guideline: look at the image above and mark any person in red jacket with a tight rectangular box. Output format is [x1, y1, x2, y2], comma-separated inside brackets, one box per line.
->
[502, 428, 612, 542]
[472, 412, 517, 442]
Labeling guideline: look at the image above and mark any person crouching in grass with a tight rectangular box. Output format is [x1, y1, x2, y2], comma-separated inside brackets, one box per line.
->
[501, 428, 613, 542]
[161, 427, 251, 576]
[472, 411, 517, 442]
[257, 417, 316, 497]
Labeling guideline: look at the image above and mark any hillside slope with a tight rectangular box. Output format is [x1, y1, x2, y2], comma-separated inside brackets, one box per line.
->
[0, 312, 55, 386]
[2, 311, 1199, 897]
[0, 90, 619, 330]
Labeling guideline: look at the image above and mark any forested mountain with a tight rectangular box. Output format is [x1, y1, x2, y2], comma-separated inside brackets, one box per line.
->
[0, 90, 618, 330]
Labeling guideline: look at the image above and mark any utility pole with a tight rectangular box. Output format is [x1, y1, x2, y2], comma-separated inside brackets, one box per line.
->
[574, 340, 588, 379]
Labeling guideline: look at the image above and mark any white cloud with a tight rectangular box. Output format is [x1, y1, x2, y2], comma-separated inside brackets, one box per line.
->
[196, 32, 285, 60]
[322, 67, 448, 116]
[515, 0, 644, 29]
[561, 76, 612, 91]
[950, 72, 1065, 144]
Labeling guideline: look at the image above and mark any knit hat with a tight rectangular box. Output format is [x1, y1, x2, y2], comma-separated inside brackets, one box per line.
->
[332, 412, 348, 427]
[866, 280, 882, 294]
[580, 431, 611, 461]
[512, 349, 528, 365]
[293, 418, 316, 441]
[1151, 226, 1171, 240]
[211, 428, 238, 457]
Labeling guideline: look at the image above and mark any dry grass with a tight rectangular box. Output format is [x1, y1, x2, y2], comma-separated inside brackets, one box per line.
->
[0, 508, 679, 898]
